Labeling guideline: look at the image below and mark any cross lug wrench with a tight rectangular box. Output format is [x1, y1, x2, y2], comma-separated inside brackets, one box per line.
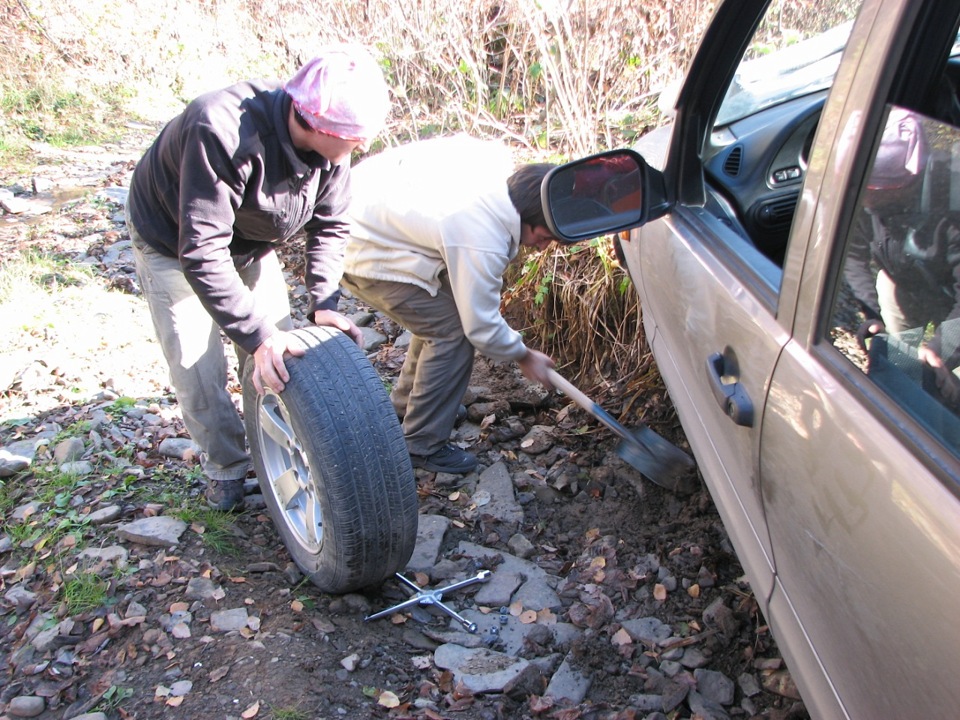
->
[365, 570, 491, 633]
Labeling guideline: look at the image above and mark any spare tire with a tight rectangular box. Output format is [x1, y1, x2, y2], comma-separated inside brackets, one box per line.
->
[242, 325, 418, 593]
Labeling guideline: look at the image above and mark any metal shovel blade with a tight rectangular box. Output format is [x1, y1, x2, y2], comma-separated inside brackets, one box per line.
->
[548, 369, 698, 494]
[616, 426, 698, 494]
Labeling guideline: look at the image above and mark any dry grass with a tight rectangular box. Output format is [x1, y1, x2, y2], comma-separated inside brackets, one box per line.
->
[0, 0, 860, 394]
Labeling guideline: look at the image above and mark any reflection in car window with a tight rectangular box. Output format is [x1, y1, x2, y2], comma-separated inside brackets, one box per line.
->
[831, 103, 960, 455]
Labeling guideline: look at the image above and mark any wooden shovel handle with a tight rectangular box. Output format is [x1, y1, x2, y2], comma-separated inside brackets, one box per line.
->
[547, 369, 597, 416]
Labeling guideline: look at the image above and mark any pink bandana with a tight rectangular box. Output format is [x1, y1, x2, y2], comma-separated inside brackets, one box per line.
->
[284, 45, 390, 141]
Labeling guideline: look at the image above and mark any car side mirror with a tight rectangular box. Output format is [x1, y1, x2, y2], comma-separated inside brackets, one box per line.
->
[541, 149, 669, 243]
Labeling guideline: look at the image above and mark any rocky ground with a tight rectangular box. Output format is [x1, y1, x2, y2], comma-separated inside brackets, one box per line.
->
[0, 133, 809, 720]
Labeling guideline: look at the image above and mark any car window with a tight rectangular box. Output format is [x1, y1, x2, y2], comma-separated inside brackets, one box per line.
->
[830, 86, 960, 456]
[716, 20, 854, 128]
[700, 2, 864, 285]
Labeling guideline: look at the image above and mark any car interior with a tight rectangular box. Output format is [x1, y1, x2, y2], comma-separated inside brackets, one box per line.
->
[700, 26, 960, 269]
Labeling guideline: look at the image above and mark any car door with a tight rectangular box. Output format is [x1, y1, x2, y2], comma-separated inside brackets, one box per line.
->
[620, 0, 867, 716]
[760, 1, 960, 717]
[621, 0, 860, 611]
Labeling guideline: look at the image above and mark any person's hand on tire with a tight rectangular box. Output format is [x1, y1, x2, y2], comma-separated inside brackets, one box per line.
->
[252, 331, 306, 394]
[517, 348, 556, 390]
[313, 309, 363, 346]
[856, 319, 886, 353]
[919, 345, 960, 409]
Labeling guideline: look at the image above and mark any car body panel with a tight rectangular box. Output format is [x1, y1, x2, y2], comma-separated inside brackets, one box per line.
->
[759, 3, 960, 717]
[763, 338, 960, 718]
[623, 207, 782, 601]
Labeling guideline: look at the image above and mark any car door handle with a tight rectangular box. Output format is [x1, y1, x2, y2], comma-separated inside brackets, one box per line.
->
[706, 352, 754, 427]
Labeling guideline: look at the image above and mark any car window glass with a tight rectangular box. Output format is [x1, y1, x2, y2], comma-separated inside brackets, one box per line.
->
[830, 98, 960, 456]
[716, 17, 855, 128]
[702, 1, 864, 288]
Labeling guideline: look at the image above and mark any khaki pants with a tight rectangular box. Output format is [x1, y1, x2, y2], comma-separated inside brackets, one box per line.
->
[128, 213, 292, 481]
[341, 272, 473, 456]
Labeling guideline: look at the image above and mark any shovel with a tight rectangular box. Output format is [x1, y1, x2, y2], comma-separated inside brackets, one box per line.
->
[547, 369, 698, 494]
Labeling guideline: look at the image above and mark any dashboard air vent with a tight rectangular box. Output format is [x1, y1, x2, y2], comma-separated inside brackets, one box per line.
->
[723, 146, 743, 177]
[755, 194, 798, 230]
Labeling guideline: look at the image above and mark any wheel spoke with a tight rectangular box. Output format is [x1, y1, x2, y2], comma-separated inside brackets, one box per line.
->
[305, 492, 323, 546]
[273, 467, 302, 509]
[258, 399, 294, 448]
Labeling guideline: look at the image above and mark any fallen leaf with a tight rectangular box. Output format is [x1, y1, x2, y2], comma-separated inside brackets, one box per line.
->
[687, 584, 700, 598]
[389, 613, 408, 625]
[311, 618, 335, 634]
[761, 669, 801, 699]
[529, 695, 554, 712]
[165, 696, 184, 707]
[190, 522, 205, 534]
[411, 655, 433, 670]
[150, 572, 173, 587]
[13, 561, 36, 583]
[519, 610, 537, 624]
[172, 623, 191, 639]
[509, 600, 524, 617]
[209, 666, 230, 682]
[536, 608, 557, 625]
[290, 600, 304, 612]
[229, 576, 247, 583]
[241, 700, 260, 718]
[378, 690, 400, 708]
[611, 628, 633, 646]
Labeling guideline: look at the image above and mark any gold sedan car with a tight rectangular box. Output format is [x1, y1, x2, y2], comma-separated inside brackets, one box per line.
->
[544, 0, 960, 717]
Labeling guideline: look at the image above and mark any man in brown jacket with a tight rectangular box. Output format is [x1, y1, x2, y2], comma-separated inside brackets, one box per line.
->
[126, 45, 390, 510]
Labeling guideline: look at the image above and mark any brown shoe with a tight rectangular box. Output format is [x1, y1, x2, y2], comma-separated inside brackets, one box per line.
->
[205, 478, 246, 512]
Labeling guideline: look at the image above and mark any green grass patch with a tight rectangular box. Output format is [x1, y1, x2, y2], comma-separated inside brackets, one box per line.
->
[270, 707, 309, 720]
[0, 248, 95, 306]
[172, 503, 242, 556]
[0, 81, 129, 156]
[61, 573, 109, 615]
[97, 686, 134, 712]
[32, 463, 91, 506]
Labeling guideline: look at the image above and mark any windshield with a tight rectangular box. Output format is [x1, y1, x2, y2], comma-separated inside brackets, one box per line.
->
[716, 21, 853, 127]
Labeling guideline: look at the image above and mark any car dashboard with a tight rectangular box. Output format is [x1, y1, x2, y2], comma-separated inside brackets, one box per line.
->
[701, 91, 828, 266]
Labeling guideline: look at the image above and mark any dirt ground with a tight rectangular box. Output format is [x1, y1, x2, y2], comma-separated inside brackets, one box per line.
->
[0, 134, 809, 720]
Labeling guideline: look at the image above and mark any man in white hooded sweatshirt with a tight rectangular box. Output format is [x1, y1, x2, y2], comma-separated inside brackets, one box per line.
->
[342, 135, 558, 474]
